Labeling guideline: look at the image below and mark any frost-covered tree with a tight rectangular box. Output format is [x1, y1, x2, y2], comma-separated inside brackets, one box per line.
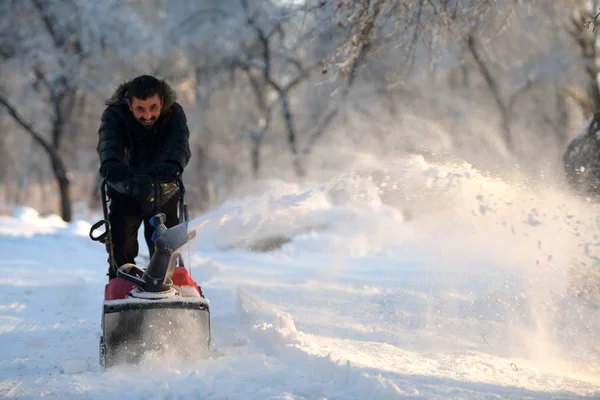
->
[320, 0, 499, 72]
[0, 0, 594, 216]
[159, 0, 339, 181]
[0, 0, 152, 221]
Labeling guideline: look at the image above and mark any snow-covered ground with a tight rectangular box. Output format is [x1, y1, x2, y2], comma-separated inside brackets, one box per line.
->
[1, 155, 600, 399]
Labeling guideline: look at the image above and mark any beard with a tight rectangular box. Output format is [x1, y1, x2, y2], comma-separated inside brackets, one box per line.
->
[139, 117, 157, 129]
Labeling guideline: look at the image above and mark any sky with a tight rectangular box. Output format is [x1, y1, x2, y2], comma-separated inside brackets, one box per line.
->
[0, 154, 599, 399]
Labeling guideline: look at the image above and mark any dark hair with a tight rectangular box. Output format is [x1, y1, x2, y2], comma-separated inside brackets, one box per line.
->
[127, 75, 163, 101]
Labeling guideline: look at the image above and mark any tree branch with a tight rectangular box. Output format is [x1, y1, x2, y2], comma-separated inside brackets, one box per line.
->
[30, 0, 62, 49]
[0, 93, 66, 178]
[0, 94, 50, 154]
[584, 7, 600, 31]
[466, 33, 512, 150]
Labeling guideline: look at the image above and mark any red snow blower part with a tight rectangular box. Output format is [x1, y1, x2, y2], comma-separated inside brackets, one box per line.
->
[90, 178, 211, 368]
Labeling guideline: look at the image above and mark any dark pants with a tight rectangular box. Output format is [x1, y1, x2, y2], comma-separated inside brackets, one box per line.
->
[108, 190, 180, 271]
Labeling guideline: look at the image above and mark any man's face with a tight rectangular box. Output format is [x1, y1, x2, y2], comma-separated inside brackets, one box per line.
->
[128, 93, 163, 128]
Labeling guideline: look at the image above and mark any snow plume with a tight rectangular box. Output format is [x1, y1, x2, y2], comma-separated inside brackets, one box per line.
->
[191, 154, 600, 368]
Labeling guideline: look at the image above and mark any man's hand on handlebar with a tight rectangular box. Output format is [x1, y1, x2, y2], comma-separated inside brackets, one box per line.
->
[148, 162, 180, 183]
[100, 161, 132, 183]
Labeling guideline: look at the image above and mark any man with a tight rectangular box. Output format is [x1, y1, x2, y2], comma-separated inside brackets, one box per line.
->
[97, 75, 191, 278]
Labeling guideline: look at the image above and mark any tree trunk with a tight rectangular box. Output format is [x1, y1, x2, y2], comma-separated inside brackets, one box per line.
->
[54, 162, 72, 222]
[251, 137, 262, 178]
[466, 34, 512, 151]
[274, 86, 305, 177]
[245, 71, 269, 178]
[0, 94, 72, 222]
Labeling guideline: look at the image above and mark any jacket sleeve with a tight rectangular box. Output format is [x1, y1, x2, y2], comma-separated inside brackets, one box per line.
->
[162, 102, 191, 171]
[97, 106, 125, 166]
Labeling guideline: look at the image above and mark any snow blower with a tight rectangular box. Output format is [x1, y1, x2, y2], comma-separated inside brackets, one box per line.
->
[89, 178, 211, 368]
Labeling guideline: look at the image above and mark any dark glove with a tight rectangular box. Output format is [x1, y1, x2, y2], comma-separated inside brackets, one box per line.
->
[130, 174, 154, 205]
[100, 161, 131, 182]
[148, 162, 180, 183]
[130, 175, 159, 217]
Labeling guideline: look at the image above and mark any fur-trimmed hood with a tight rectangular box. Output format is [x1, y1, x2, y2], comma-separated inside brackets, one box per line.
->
[104, 78, 178, 114]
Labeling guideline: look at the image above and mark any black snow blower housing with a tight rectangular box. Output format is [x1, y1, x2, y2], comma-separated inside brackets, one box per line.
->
[90, 178, 211, 368]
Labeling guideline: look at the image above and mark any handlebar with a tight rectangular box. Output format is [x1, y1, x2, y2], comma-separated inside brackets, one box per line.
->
[116, 263, 146, 288]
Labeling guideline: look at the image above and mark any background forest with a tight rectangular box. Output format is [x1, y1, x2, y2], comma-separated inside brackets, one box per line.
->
[0, 0, 597, 221]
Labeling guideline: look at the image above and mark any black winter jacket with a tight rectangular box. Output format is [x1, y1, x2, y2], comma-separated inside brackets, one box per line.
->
[96, 79, 191, 209]
[97, 79, 191, 173]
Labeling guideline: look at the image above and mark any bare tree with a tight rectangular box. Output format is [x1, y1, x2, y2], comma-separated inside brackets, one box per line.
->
[465, 32, 541, 151]
[323, 0, 499, 72]
[0, 94, 71, 220]
[0, 0, 152, 220]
